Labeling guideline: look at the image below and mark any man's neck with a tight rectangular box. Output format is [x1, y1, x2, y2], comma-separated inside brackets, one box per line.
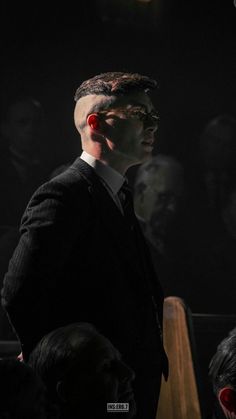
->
[82, 148, 137, 176]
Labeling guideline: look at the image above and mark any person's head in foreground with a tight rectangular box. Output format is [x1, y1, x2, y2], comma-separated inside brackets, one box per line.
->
[29, 322, 136, 419]
[74, 71, 159, 175]
[209, 327, 236, 418]
[0, 357, 47, 419]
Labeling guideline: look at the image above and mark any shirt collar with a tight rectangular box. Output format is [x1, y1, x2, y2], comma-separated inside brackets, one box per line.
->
[80, 151, 125, 195]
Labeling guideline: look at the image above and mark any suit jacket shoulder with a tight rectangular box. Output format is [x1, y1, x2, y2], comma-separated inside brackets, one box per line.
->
[22, 158, 94, 226]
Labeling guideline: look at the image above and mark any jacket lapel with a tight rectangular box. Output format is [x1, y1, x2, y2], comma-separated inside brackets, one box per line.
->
[71, 158, 144, 278]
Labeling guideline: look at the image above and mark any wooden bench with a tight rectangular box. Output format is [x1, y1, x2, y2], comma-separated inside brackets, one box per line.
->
[156, 296, 202, 419]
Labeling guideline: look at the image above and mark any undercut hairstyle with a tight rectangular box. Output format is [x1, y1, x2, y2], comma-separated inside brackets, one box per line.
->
[209, 327, 236, 395]
[74, 71, 157, 101]
[28, 322, 100, 402]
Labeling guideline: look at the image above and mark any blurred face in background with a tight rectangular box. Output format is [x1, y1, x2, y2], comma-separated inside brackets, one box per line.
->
[222, 188, 236, 240]
[134, 159, 184, 239]
[3, 99, 45, 158]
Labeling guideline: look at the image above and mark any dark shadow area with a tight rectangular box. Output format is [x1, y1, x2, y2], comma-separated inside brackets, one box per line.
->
[1, 0, 235, 173]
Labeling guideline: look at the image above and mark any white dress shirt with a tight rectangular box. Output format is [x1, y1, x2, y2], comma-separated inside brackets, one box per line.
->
[80, 151, 125, 213]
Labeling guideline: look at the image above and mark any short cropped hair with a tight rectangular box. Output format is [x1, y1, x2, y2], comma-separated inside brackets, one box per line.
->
[209, 327, 236, 395]
[74, 71, 157, 101]
[28, 322, 99, 402]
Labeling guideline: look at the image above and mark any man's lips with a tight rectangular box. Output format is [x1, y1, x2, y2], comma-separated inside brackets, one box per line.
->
[141, 138, 154, 145]
[142, 142, 154, 147]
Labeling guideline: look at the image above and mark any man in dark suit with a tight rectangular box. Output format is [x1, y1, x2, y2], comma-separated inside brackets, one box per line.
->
[1, 72, 168, 419]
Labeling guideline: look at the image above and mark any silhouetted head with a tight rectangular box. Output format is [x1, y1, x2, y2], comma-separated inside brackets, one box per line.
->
[0, 358, 47, 419]
[74, 72, 159, 174]
[0, 96, 45, 158]
[200, 115, 236, 171]
[209, 327, 236, 418]
[199, 115, 236, 209]
[29, 323, 136, 419]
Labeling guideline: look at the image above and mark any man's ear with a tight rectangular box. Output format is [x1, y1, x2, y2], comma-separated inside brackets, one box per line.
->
[218, 387, 236, 414]
[87, 114, 101, 131]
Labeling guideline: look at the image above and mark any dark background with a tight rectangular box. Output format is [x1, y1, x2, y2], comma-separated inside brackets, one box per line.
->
[1, 2, 236, 416]
[1, 0, 236, 173]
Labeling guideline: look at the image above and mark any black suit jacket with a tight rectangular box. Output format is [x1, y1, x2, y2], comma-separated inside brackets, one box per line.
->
[1, 157, 168, 379]
[0, 145, 47, 226]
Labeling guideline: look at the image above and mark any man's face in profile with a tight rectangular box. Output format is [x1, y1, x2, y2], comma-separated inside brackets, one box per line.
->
[63, 334, 136, 418]
[96, 91, 158, 165]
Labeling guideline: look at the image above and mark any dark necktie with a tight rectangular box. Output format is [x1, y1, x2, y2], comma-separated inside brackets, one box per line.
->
[118, 182, 135, 221]
[119, 182, 164, 353]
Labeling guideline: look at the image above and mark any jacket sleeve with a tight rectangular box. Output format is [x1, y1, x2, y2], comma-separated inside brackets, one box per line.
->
[1, 178, 91, 355]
